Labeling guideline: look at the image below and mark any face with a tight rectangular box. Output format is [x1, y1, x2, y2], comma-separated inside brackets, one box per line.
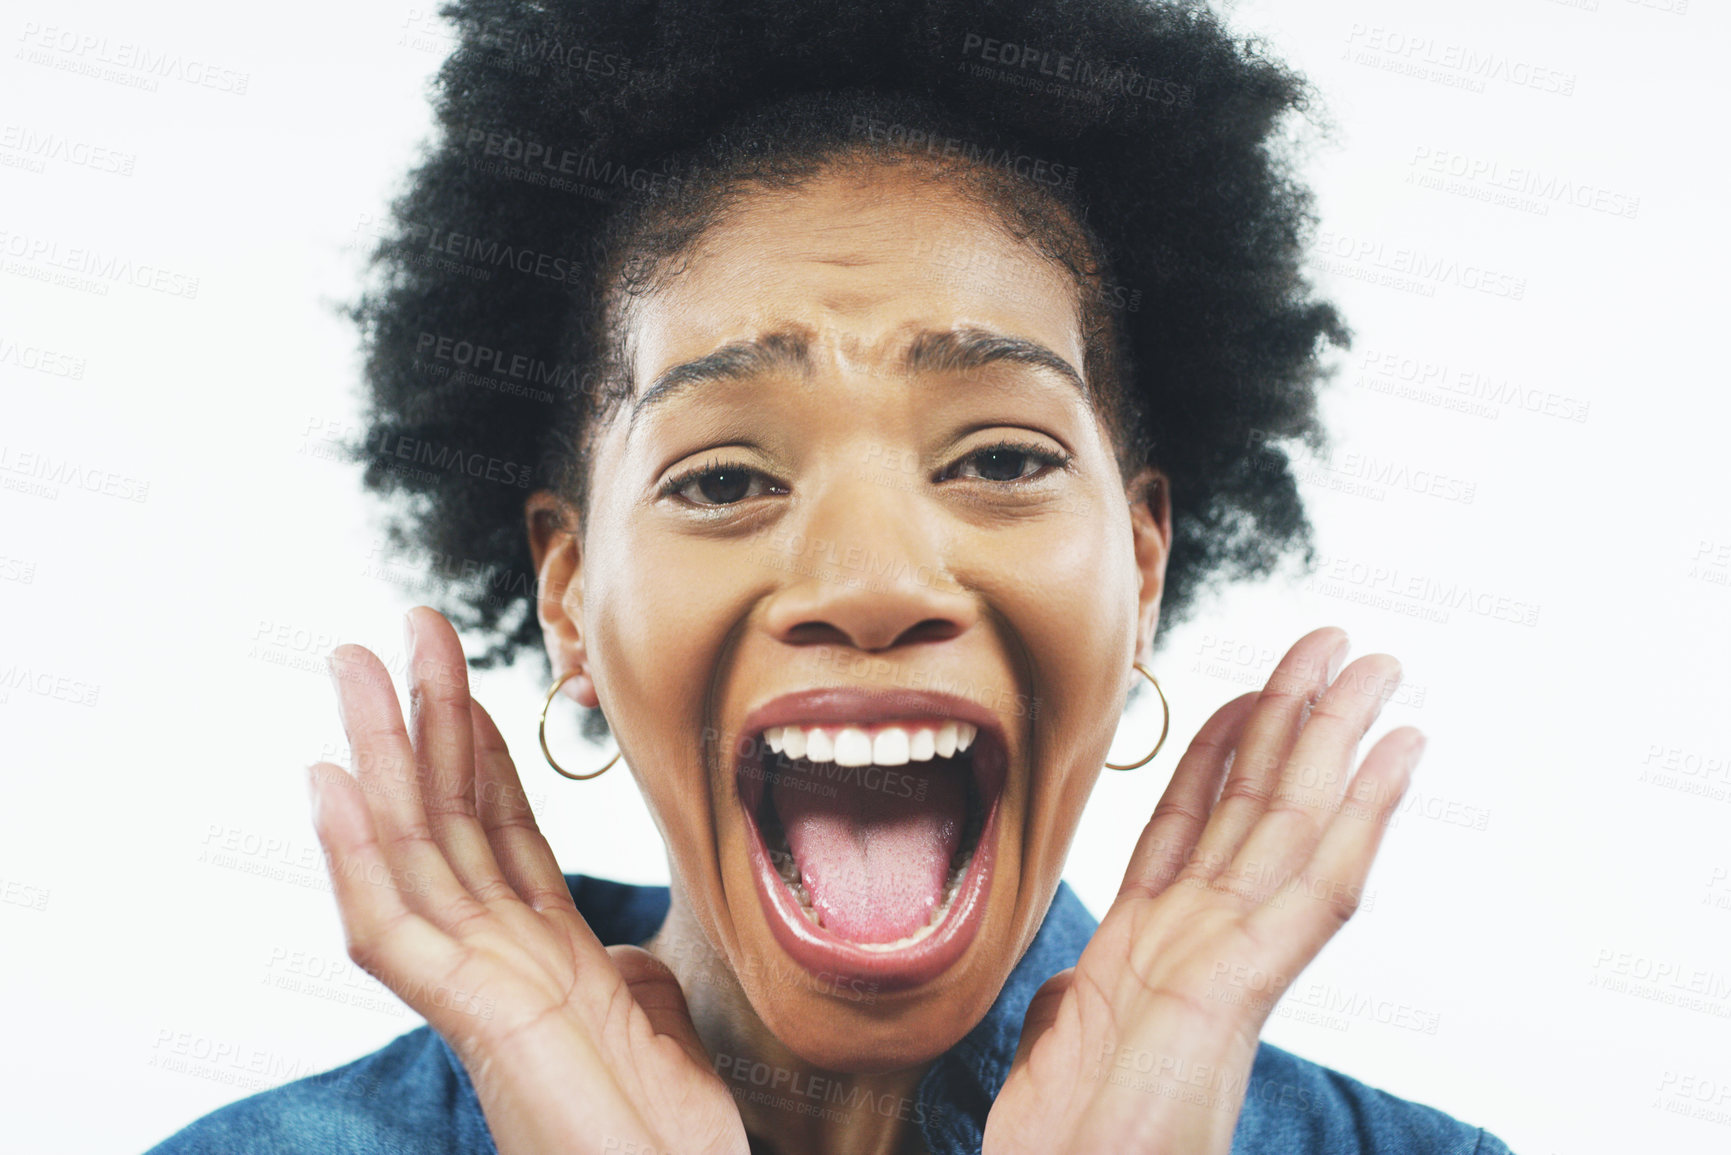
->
[528, 159, 1170, 1071]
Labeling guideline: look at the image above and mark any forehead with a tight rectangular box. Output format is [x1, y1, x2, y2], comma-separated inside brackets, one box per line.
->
[621, 163, 1087, 395]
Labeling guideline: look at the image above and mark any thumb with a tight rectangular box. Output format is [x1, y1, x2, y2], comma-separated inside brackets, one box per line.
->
[608, 944, 714, 1072]
[1007, 967, 1075, 1081]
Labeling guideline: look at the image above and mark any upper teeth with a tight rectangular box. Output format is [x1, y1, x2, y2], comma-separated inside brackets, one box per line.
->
[764, 721, 978, 767]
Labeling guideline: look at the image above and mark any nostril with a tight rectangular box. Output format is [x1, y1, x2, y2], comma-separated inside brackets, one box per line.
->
[784, 622, 853, 647]
[897, 619, 964, 645]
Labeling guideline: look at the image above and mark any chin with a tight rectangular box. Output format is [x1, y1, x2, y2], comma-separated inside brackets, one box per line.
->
[714, 685, 1032, 1070]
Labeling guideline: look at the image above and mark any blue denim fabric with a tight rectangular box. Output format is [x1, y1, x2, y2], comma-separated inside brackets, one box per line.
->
[145, 874, 1514, 1154]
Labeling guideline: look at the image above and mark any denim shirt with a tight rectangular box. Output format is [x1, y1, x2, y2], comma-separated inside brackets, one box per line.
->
[145, 874, 1513, 1154]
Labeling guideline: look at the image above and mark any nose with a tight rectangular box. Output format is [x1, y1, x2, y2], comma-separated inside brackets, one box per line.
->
[760, 473, 978, 653]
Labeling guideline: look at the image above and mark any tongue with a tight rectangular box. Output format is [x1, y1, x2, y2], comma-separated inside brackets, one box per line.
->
[771, 757, 968, 943]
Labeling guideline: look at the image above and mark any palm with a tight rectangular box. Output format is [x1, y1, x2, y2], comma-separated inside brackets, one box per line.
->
[985, 628, 1423, 1155]
[402, 902, 744, 1154]
[311, 608, 747, 1155]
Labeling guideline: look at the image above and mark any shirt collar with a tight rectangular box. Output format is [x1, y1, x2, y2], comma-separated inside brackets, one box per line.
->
[911, 881, 1097, 1153]
[558, 873, 1099, 1155]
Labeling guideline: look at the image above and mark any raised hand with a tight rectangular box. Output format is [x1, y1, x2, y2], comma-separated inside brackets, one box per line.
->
[308, 606, 748, 1155]
[983, 627, 1421, 1155]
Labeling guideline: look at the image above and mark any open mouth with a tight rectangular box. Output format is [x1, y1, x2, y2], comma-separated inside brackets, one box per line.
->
[733, 690, 1008, 992]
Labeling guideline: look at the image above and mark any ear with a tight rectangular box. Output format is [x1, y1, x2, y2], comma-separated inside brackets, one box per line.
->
[525, 490, 600, 709]
[1126, 466, 1173, 668]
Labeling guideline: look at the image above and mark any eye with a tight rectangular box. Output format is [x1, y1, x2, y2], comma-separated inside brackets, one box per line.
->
[941, 439, 1073, 483]
[660, 458, 783, 507]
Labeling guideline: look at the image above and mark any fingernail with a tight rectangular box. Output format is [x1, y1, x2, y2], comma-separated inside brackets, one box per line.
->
[1406, 732, 1427, 769]
[402, 609, 418, 657]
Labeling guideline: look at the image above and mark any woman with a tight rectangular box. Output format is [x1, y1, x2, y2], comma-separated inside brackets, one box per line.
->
[148, 0, 1512, 1151]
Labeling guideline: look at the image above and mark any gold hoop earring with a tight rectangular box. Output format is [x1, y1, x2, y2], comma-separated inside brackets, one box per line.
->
[1104, 662, 1170, 771]
[539, 669, 620, 781]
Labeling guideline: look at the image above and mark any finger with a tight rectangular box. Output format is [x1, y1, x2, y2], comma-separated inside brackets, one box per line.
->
[1116, 693, 1258, 902]
[306, 761, 472, 1028]
[610, 945, 716, 1073]
[405, 607, 512, 899]
[326, 642, 478, 927]
[471, 698, 619, 978]
[1226, 654, 1402, 900]
[1248, 727, 1422, 959]
[1186, 627, 1349, 877]
[1006, 968, 1075, 1081]
[472, 698, 582, 916]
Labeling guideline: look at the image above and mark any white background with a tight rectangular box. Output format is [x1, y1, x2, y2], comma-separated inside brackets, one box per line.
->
[2, 1, 1727, 1152]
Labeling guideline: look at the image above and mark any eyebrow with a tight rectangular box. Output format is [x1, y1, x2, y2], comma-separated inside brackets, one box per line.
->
[627, 325, 1090, 428]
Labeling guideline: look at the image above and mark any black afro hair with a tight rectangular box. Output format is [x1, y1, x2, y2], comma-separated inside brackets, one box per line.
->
[347, 0, 1350, 732]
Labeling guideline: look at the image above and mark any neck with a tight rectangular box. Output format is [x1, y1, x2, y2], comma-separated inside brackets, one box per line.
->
[645, 886, 935, 1155]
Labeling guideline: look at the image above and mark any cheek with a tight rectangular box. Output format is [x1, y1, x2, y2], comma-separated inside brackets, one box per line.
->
[970, 511, 1139, 702]
[583, 527, 753, 822]
[963, 511, 1138, 839]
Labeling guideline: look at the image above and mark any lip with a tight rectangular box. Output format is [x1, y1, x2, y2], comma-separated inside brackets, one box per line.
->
[731, 688, 1009, 994]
